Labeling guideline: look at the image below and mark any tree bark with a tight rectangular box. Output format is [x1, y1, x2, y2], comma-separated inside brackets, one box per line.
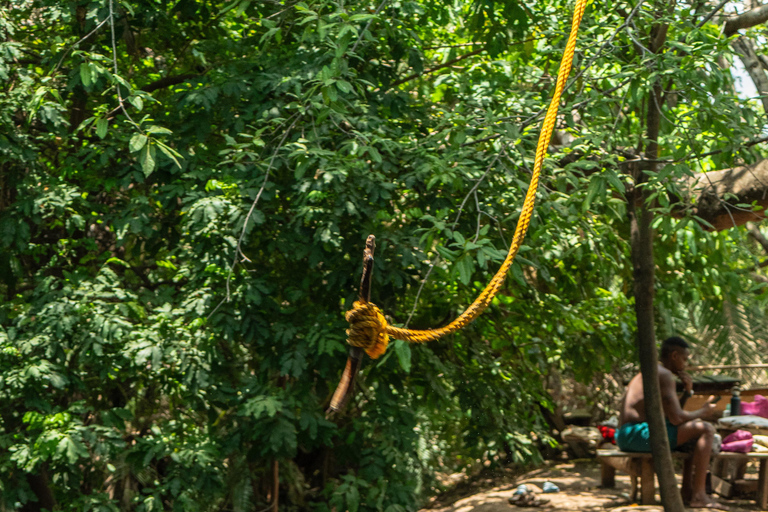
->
[731, 36, 768, 114]
[628, 3, 686, 508]
[21, 468, 57, 512]
[630, 77, 686, 512]
[724, 4, 768, 37]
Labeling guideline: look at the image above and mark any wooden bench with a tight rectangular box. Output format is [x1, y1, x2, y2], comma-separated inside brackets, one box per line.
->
[597, 448, 692, 505]
[597, 449, 768, 508]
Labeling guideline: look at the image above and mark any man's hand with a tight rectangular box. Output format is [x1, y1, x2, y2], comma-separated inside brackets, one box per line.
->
[700, 395, 722, 421]
[678, 371, 693, 395]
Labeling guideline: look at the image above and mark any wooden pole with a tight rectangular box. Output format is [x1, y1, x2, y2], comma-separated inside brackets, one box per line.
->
[327, 235, 376, 413]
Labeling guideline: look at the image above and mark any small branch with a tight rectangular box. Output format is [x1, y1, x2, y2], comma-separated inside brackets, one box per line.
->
[208, 116, 299, 320]
[52, 16, 112, 74]
[695, 0, 729, 29]
[747, 222, 768, 254]
[385, 47, 486, 90]
[109, 0, 139, 129]
[724, 4, 768, 37]
[423, 43, 485, 50]
[350, 0, 388, 53]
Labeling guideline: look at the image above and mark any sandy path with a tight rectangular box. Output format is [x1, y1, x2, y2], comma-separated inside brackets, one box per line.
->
[425, 460, 763, 512]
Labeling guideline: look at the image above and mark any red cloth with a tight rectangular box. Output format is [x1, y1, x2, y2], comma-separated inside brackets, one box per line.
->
[598, 425, 616, 444]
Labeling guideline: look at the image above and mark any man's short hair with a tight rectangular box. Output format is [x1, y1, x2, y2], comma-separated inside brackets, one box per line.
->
[660, 336, 689, 360]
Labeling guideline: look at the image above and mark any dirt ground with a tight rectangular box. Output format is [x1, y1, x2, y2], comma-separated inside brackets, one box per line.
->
[422, 460, 766, 512]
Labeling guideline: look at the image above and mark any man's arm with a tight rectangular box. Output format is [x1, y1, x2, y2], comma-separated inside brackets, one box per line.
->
[660, 370, 717, 426]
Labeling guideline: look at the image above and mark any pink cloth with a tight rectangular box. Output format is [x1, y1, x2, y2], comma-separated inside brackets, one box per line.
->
[740, 395, 768, 418]
[721, 439, 754, 453]
[723, 429, 754, 443]
[721, 430, 754, 453]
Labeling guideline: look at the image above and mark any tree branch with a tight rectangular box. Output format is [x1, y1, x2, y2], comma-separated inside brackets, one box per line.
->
[747, 222, 768, 253]
[107, 73, 202, 118]
[141, 73, 200, 93]
[724, 4, 768, 37]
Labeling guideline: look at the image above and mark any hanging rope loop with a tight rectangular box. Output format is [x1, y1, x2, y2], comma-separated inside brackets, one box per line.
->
[345, 300, 389, 359]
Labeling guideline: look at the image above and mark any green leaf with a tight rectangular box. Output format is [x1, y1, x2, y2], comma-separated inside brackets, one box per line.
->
[145, 125, 172, 135]
[80, 63, 93, 87]
[129, 133, 148, 153]
[336, 80, 352, 94]
[129, 95, 144, 111]
[156, 140, 183, 168]
[96, 118, 108, 139]
[456, 255, 474, 285]
[393, 339, 411, 373]
[139, 143, 156, 176]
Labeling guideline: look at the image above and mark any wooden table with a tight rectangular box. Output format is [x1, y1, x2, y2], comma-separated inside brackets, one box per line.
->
[712, 451, 768, 509]
[676, 374, 740, 393]
[598, 449, 768, 508]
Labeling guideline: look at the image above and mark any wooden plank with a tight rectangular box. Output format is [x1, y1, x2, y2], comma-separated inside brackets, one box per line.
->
[716, 452, 768, 460]
[597, 449, 692, 459]
[712, 475, 733, 498]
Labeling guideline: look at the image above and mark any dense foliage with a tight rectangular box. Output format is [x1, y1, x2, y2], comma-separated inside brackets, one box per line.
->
[2, 0, 768, 510]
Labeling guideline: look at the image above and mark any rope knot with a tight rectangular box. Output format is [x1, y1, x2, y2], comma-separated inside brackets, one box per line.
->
[345, 301, 389, 359]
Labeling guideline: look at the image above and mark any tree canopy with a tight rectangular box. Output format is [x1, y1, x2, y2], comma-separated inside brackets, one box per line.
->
[3, 0, 768, 510]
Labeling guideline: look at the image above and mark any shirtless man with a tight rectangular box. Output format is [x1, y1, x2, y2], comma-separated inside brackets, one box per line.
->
[617, 336, 721, 508]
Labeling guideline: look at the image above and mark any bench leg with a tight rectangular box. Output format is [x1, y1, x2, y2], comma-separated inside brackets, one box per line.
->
[758, 459, 768, 511]
[681, 457, 693, 504]
[640, 458, 655, 505]
[601, 461, 616, 488]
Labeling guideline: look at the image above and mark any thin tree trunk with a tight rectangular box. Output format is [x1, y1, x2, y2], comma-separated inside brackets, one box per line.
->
[272, 460, 279, 512]
[628, 6, 686, 508]
[731, 36, 768, 114]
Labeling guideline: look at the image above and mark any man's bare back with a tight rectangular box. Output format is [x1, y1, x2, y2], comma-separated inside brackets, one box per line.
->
[619, 364, 676, 425]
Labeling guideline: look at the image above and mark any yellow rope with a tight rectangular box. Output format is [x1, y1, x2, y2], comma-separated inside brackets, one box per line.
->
[347, 0, 587, 359]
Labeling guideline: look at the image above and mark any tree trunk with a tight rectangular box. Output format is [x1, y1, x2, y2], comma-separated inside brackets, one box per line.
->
[21, 467, 57, 512]
[630, 76, 686, 512]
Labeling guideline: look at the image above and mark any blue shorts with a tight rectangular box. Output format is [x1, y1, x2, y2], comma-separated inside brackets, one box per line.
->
[616, 421, 678, 452]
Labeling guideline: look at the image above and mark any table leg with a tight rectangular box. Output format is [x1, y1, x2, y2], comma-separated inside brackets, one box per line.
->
[641, 458, 655, 505]
[758, 459, 767, 511]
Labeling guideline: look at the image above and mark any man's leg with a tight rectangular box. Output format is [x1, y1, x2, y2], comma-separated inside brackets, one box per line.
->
[676, 419, 717, 507]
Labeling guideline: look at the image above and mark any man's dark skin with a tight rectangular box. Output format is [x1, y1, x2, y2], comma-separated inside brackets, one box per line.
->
[619, 343, 721, 508]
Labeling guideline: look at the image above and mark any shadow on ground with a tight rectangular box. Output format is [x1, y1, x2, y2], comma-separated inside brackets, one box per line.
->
[423, 460, 762, 512]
